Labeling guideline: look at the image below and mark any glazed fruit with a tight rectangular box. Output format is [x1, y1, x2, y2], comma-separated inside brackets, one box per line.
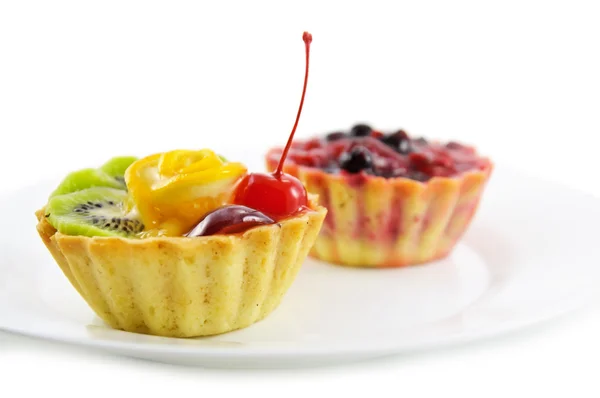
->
[125, 149, 247, 236]
[50, 156, 138, 198]
[339, 145, 373, 173]
[267, 124, 490, 183]
[99, 156, 138, 185]
[45, 187, 143, 238]
[233, 173, 307, 221]
[186, 205, 274, 237]
[233, 32, 313, 220]
[349, 123, 372, 137]
[51, 168, 125, 197]
[379, 130, 411, 154]
[325, 132, 347, 142]
[43, 30, 319, 240]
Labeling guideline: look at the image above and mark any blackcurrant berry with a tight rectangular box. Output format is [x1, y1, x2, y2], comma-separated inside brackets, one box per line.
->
[380, 130, 412, 154]
[349, 123, 372, 137]
[339, 146, 373, 173]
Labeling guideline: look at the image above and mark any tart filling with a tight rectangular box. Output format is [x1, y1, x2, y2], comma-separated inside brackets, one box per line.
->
[43, 32, 319, 242]
[266, 124, 491, 183]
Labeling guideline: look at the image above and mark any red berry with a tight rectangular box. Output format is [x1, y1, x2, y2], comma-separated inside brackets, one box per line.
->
[303, 137, 323, 150]
[233, 173, 307, 220]
[409, 152, 433, 169]
[290, 149, 327, 168]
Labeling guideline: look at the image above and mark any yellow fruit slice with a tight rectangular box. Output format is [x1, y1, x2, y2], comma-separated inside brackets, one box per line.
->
[125, 149, 247, 235]
[158, 149, 220, 175]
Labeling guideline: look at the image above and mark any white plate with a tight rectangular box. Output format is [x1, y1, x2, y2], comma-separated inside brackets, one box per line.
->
[1, 165, 599, 368]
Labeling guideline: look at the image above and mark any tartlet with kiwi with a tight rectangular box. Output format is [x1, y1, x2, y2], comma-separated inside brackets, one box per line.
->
[35, 31, 326, 338]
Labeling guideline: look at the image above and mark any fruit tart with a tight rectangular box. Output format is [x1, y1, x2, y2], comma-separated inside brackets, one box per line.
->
[265, 124, 493, 268]
[35, 32, 326, 338]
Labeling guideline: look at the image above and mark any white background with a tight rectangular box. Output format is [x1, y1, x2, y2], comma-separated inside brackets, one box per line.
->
[1, 0, 600, 396]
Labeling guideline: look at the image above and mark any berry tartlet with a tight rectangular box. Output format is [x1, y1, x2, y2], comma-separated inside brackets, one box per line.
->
[35, 32, 326, 338]
[266, 125, 493, 268]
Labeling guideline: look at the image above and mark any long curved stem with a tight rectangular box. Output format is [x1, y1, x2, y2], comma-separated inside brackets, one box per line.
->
[274, 31, 312, 177]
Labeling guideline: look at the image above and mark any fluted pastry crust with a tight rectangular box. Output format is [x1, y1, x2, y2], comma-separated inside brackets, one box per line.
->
[35, 198, 326, 337]
[266, 160, 492, 268]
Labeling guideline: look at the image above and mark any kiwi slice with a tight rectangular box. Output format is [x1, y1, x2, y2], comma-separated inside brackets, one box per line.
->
[100, 156, 138, 184]
[46, 187, 144, 238]
[51, 168, 124, 197]
[50, 156, 138, 198]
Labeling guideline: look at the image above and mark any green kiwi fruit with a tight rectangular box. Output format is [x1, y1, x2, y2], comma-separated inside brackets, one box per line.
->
[99, 156, 138, 184]
[45, 187, 144, 238]
[50, 168, 124, 197]
[50, 156, 138, 198]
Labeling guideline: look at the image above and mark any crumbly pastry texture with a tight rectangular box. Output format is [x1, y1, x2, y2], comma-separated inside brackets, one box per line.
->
[35, 198, 326, 337]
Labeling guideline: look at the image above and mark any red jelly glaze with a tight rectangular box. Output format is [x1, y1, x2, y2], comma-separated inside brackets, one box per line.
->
[234, 32, 313, 220]
[267, 132, 491, 183]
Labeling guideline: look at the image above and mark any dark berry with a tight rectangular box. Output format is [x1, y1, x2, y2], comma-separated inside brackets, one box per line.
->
[445, 141, 464, 150]
[380, 130, 412, 154]
[339, 145, 373, 173]
[325, 131, 347, 142]
[349, 123, 373, 137]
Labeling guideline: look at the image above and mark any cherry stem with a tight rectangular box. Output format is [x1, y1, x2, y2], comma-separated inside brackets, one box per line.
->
[274, 31, 312, 177]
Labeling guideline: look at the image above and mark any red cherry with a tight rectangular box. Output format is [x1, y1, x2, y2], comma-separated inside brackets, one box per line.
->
[233, 173, 307, 220]
[234, 31, 313, 220]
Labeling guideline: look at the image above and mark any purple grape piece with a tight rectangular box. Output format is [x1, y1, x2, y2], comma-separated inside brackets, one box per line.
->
[186, 205, 275, 237]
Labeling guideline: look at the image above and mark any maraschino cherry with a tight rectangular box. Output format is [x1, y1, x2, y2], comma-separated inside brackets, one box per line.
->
[233, 32, 313, 220]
